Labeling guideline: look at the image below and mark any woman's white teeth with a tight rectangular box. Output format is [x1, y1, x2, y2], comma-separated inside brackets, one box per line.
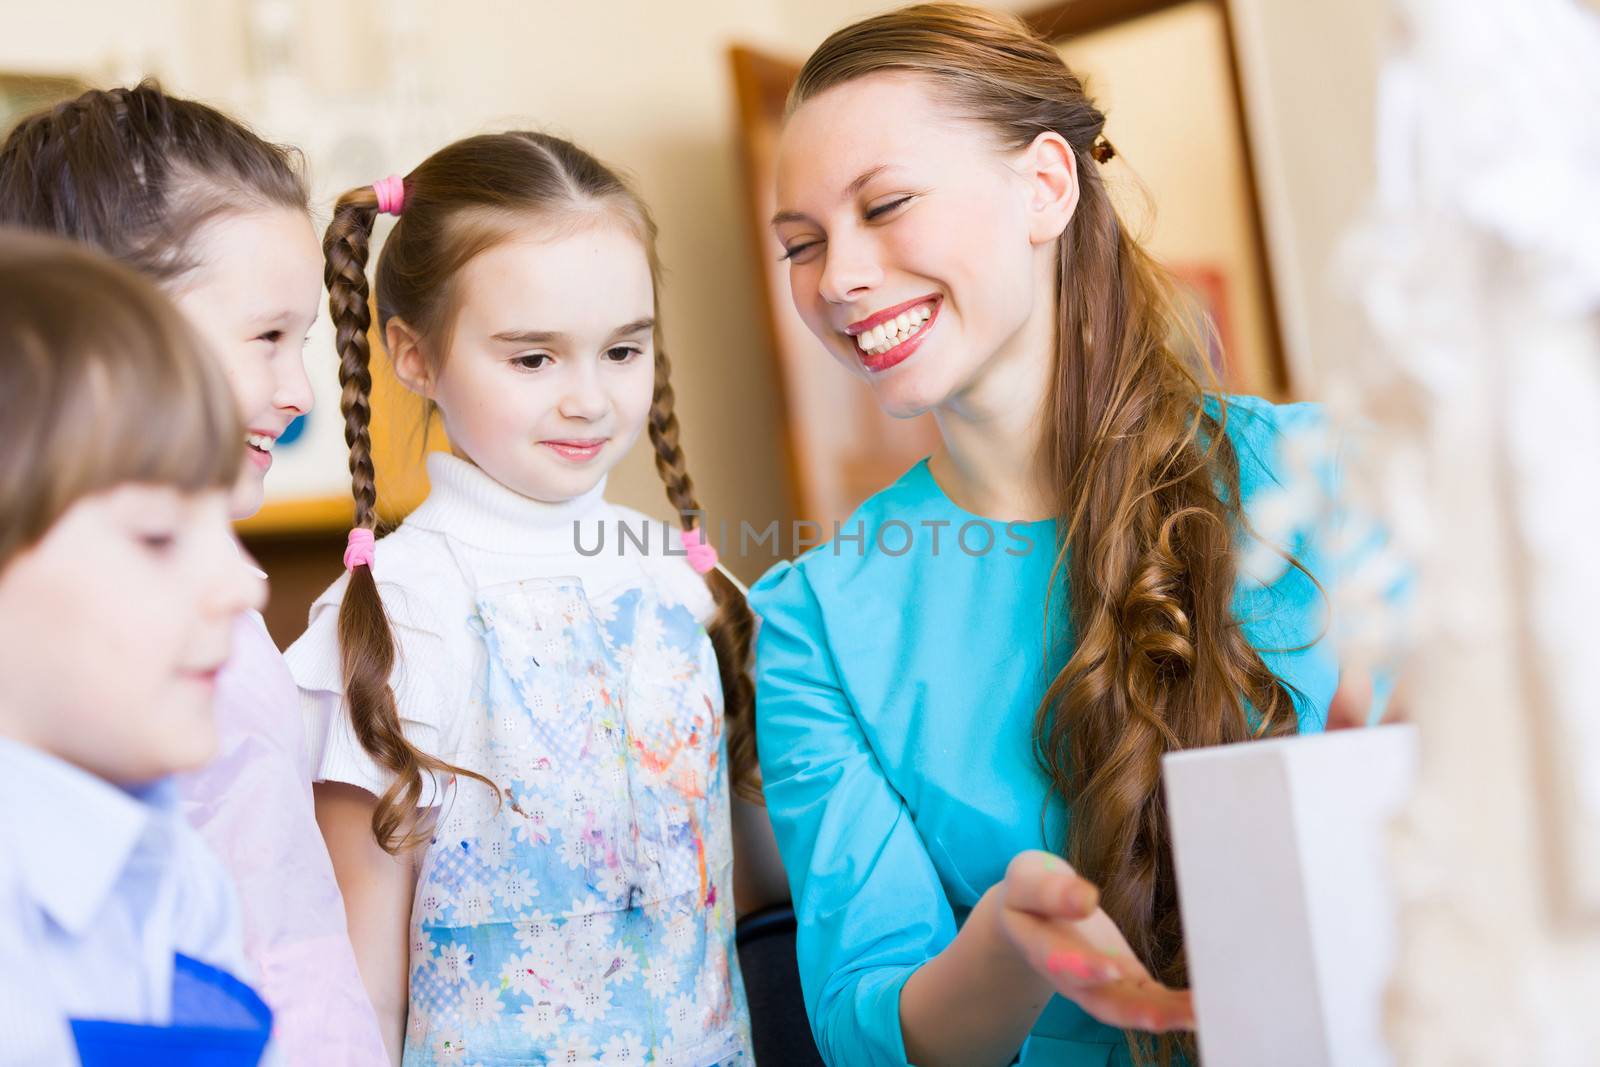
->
[246, 433, 276, 452]
[857, 303, 933, 356]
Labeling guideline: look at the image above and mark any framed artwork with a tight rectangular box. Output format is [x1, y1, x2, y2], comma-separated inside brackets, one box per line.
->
[730, 0, 1287, 529]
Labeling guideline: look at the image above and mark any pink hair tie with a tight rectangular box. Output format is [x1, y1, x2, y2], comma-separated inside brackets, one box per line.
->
[680, 527, 718, 575]
[344, 527, 376, 570]
[372, 174, 406, 216]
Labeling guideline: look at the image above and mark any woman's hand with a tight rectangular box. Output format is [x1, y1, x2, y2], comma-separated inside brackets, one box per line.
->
[994, 851, 1195, 1033]
[1326, 665, 1376, 730]
[1327, 662, 1410, 730]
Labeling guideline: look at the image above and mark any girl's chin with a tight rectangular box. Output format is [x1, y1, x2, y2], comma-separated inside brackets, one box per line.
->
[506, 464, 611, 505]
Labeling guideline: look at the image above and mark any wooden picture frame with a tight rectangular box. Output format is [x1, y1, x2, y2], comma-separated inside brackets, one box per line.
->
[730, 0, 1288, 529]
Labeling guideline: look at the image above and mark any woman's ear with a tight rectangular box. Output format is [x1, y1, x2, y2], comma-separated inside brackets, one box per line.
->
[1019, 130, 1081, 245]
[385, 318, 432, 397]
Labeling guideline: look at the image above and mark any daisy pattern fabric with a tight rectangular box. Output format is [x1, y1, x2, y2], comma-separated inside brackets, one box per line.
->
[401, 574, 751, 1066]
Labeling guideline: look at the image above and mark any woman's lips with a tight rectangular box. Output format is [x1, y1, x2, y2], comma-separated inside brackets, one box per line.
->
[846, 293, 941, 337]
[854, 299, 941, 373]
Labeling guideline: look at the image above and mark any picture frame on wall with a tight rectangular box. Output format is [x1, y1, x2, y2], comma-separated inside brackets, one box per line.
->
[729, 0, 1289, 529]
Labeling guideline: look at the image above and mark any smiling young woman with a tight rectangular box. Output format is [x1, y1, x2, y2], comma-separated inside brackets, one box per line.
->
[748, 5, 1352, 1067]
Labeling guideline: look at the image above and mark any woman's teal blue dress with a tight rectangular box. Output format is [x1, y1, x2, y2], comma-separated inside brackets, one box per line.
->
[750, 396, 1354, 1066]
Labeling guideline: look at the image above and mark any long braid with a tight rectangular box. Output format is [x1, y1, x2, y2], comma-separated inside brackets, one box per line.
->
[324, 187, 498, 852]
[646, 342, 760, 800]
[326, 196, 380, 529]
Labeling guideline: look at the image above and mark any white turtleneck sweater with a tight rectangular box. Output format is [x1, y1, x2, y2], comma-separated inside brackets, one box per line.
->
[285, 452, 713, 802]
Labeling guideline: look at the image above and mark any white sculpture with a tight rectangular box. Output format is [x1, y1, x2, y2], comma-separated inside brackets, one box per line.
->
[1333, 0, 1600, 1060]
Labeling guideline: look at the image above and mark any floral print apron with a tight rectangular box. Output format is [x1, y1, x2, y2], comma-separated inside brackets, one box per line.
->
[401, 556, 750, 1066]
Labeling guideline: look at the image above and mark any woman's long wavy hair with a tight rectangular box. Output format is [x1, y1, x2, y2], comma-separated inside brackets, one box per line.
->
[323, 132, 759, 853]
[794, 6, 1303, 1062]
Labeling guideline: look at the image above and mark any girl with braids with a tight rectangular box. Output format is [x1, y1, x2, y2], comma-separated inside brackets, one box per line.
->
[752, 5, 1375, 1066]
[0, 83, 387, 1065]
[286, 132, 757, 1065]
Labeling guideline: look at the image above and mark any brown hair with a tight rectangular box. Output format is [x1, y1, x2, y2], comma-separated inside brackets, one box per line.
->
[794, 6, 1304, 1061]
[0, 230, 241, 570]
[0, 80, 306, 284]
[324, 132, 758, 853]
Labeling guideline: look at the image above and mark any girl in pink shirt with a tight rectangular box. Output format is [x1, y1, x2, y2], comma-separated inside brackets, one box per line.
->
[0, 82, 388, 1066]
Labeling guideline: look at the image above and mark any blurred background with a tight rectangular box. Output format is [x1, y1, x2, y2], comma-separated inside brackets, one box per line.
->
[0, 0, 1384, 644]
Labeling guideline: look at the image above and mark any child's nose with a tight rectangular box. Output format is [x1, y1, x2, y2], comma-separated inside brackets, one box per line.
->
[275, 357, 316, 418]
[558, 376, 610, 421]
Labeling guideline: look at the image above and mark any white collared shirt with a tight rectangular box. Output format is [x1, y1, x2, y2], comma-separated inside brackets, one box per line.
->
[0, 736, 257, 1066]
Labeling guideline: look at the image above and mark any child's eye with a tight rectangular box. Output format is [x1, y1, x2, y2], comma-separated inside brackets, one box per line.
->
[256, 330, 284, 345]
[865, 196, 913, 221]
[512, 353, 551, 371]
[605, 346, 643, 364]
[778, 240, 822, 264]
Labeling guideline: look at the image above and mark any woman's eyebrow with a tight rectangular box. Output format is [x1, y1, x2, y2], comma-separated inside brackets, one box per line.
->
[771, 163, 896, 228]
